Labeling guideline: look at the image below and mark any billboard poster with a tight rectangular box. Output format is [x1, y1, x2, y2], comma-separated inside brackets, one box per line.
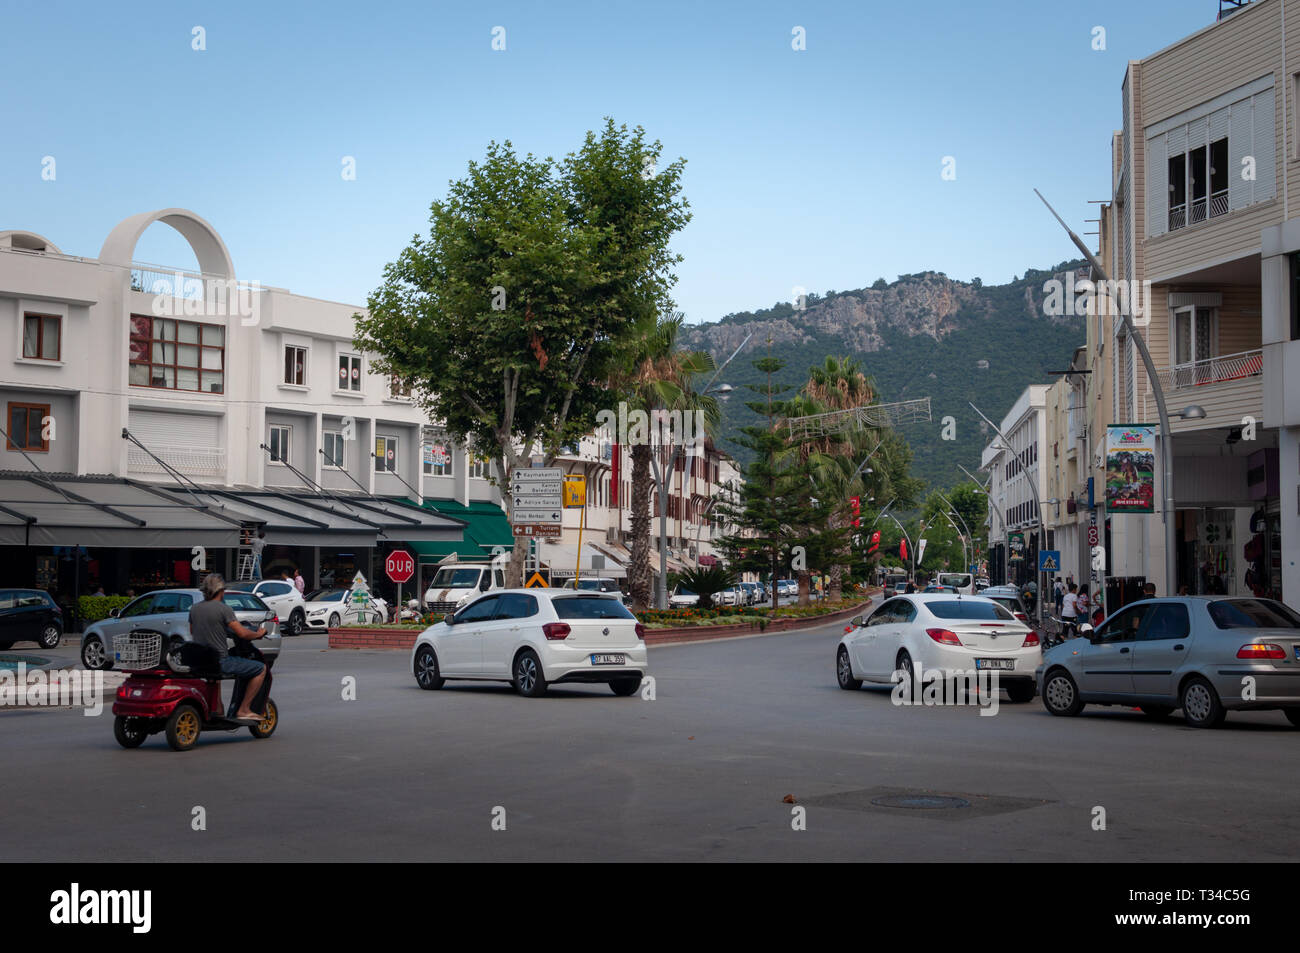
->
[1008, 531, 1025, 562]
[1106, 424, 1157, 513]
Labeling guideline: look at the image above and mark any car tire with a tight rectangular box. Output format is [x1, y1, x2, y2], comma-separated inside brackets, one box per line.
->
[38, 624, 61, 649]
[1180, 676, 1225, 729]
[328, 613, 341, 630]
[1283, 709, 1300, 728]
[81, 636, 111, 671]
[1139, 705, 1174, 719]
[164, 704, 202, 752]
[609, 677, 641, 697]
[286, 610, 305, 637]
[165, 636, 185, 669]
[249, 699, 278, 739]
[113, 716, 148, 749]
[414, 645, 445, 690]
[513, 649, 548, 698]
[836, 646, 862, 690]
[1042, 669, 1084, 716]
[1005, 681, 1036, 704]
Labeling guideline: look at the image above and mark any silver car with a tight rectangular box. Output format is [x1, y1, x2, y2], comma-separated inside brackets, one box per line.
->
[80, 588, 282, 670]
[1038, 596, 1300, 728]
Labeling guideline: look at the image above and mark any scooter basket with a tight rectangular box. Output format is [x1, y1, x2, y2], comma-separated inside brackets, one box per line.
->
[113, 630, 164, 670]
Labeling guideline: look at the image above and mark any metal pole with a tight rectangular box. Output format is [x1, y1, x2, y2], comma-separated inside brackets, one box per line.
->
[1036, 189, 1176, 597]
[936, 491, 974, 573]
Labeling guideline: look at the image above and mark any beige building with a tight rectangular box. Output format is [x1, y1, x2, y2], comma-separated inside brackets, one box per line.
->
[1094, 0, 1298, 607]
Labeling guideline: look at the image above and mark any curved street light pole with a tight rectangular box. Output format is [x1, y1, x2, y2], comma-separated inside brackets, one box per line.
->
[957, 463, 1007, 576]
[935, 491, 974, 574]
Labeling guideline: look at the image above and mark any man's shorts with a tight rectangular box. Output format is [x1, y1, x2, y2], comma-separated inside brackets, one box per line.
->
[220, 656, 265, 679]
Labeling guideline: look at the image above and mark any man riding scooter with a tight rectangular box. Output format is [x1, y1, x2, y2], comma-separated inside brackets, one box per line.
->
[190, 573, 267, 724]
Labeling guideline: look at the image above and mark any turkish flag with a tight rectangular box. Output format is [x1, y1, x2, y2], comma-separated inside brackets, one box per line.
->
[900, 538, 908, 561]
[868, 530, 880, 554]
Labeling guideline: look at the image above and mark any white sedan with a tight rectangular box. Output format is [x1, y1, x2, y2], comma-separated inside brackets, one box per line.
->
[411, 589, 647, 697]
[836, 593, 1040, 703]
[302, 587, 388, 630]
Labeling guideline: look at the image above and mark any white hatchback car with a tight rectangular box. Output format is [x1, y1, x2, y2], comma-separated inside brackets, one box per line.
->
[250, 579, 307, 635]
[411, 589, 647, 697]
[837, 593, 1040, 703]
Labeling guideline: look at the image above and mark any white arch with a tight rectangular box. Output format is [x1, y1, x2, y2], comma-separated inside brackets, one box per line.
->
[99, 208, 235, 280]
[0, 230, 63, 254]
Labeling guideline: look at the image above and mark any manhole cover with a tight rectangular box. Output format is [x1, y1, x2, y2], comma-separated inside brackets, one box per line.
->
[871, 795, 970, 810]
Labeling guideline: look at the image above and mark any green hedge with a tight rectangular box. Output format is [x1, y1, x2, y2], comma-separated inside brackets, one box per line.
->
[77, 596, 133, 625]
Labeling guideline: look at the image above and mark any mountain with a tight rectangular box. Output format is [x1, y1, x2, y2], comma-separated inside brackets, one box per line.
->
[681, 262, 1088, 494]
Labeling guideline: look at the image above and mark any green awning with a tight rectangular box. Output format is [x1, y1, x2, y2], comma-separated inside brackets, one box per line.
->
[408, 499, 513, 562]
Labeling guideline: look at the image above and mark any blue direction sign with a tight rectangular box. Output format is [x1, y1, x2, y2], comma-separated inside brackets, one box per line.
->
[1038, 550, 1061, 572]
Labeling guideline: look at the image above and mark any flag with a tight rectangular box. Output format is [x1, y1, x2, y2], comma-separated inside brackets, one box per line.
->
[868, 530, 880, 555]
[900, 538, 908, 561]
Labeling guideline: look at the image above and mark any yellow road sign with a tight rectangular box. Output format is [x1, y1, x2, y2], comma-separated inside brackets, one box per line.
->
[563, 475, 586, 508]
[525, 571, 549, 589]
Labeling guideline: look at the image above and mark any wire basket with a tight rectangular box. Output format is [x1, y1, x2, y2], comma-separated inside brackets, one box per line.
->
[113, 630, 164, 671]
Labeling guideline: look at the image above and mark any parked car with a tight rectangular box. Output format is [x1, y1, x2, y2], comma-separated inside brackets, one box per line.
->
[1039, 596, 1300, 728]
[716, 585, 744, 607]
[668, 586, 699, 609]
[250, 579, 307, 635]
[979, 585, 1032, 625]
[837, 594, 1039, 703]
[937, 572, 975, 595]
[893, 582, 909, 595]
[741, 582, 761, 605]
[558, 578, 626, 603]
[80, 588, 281, 670]
[0, 589, 63, 650]
[301, 587, 388, 631]
[411, 590, 647, 697]
[423, 562, 506, 614]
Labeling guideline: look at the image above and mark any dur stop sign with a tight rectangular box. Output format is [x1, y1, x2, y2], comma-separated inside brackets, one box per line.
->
[386, 549, 415, 584]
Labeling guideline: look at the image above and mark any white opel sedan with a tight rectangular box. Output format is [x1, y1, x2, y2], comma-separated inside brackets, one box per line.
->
[411, 589, 648, 698]
[836, 593, 1040, 703]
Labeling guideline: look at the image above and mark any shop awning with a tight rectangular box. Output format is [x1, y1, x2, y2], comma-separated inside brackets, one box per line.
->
[409, 500, 513, 562]
[0, 473, 244, 548]
[537, 540, 628, 579]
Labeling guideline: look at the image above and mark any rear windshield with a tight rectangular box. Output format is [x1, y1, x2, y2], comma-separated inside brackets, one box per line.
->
[1208, 599, 1300, 630]
[223, 592, 269, 612]
[552, 596, 636, 620]
[927, 599, 1014, 621]
[938, 574, 972, 589]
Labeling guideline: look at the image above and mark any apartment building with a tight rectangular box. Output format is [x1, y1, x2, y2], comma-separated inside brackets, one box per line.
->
[1042, 346, 1091, 586]
[1099, 0, 1297, 606]
[980, 385, 1049, 587]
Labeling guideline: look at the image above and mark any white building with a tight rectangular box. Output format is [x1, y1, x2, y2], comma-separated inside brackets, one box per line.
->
[979, 385, 1049, 587]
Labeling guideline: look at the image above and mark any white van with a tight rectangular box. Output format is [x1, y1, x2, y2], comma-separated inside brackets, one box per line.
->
[423, 563, 506, 614]
[937, 572, 975, 595]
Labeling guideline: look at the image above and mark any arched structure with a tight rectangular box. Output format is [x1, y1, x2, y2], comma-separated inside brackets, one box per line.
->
[0, 230, 64, 254]
[99, 208, 235, 279]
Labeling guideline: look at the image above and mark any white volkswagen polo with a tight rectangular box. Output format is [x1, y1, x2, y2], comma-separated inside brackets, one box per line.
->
[836, 593, 1040, 703]
[411, 589, 648, 698]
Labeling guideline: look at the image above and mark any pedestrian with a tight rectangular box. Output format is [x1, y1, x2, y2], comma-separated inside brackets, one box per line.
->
[1076, 584, 1090, 622]
[90, 586, 106, 597]
[1143, 582, 1156, 599]
[1053, 578, 1064, 609]
[1177, 584, 1189, 596]
[904, 580, 916, 594]
[293, 568, 305, 595]
[1059, 583, 1080, 640]
[251, 529, 266, 581]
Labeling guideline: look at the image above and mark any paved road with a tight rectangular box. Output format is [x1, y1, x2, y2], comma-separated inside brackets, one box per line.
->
[2, 622, 1296, 861]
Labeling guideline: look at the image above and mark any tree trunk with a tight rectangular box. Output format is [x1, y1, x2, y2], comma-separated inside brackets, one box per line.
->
[628, 443, 653, 612]
[797, 570, 811, 606]
[828, 564, 844, 603]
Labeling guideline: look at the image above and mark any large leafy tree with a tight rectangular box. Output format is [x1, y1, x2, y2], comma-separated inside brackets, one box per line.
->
[355, 121, 689, 585]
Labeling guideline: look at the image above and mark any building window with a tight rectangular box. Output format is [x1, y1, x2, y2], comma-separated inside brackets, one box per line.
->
[6, 402, 50, 452]
[423, 439, 452, 476]
[375, 435, 398, 473]
[469, 453, 489, 479]
[129, 316, 224, 393]
[338, 353, 362, 392]
[22, 313, 61, 361]
[323, 431, 345, 468]
[284, 345, 307, 386]
[268, 425, 291, 464]
[1173, 306, 1218, 385]
[1168, 137, 1229, 229]
[390, 376, 413, 400]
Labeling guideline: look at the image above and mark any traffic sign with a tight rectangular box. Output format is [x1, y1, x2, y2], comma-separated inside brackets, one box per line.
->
[512, 508, 562, 522]
[1038, 550, 1061, 572]
[511, 468, 563, 483]
[385, 549, 416, 584]
[563, 475, 586, 508]
[525, 571, 549, 588]
[514, 523, 561, 538]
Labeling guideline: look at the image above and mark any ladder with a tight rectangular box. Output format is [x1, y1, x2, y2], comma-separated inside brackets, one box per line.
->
[237, 552, 254, 581]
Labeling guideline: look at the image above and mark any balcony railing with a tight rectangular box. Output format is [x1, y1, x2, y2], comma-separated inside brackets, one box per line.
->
[1155, 348, 1262, 390]
[128, 445, 225, 476]
[129, 264, 208, 299]
[1168, 190, 1229, 231]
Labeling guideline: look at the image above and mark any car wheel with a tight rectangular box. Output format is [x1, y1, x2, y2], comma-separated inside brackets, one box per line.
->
[836, 646, 862, 690]
[286, 610, 305, 636]
[1283, 709, 1300, 728]
[164, 704, 202, 752]
[1139, 705, 1174, 719]
[1005, 681, 1035, 704]
[328, 613, 341, 630]
[609, 677, 641, 697]
[414, 645, 444, 690]
[1042, 669, 1084, 716]
[249, 699, 278, 739]
[113, 716, 148, 749]
[1180, 676, 1225, 729]
[513, 649, 548, 698]
[38, 624, 61, 649]
[165, 636, 185, 669]
[81, 636, 111, 670]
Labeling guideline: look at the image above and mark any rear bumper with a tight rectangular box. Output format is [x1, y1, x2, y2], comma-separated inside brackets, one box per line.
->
[541, 643, 648, 682]
[552, 668, 645, 685]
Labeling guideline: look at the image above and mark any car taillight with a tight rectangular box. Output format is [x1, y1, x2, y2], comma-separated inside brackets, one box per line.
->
[634, 622, 646, 639]
[926, 628, 962, 646]
[1014, 612, 1029, 623]
[1022, 632, 1040, 647]
[542, 622, 571, 640]
[1237, 642, 1286, 660]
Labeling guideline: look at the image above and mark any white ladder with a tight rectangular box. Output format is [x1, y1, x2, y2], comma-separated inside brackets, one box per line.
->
[237, 552, 254, 581]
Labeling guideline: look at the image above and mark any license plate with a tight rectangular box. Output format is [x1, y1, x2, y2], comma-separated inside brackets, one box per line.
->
[975, 658, 1014, 670]
[590, 653, 626, 666]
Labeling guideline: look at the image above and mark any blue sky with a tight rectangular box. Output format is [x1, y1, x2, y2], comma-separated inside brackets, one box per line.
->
[1, 0, 1216, 323]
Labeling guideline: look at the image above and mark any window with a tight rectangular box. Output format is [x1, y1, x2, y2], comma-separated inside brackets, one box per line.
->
[223, 591, 270, 612]
[470, 454, 488, 479]
[129, 315, 224, 393]
[22, 313, 61, 361]
[1208, 599, 1300, 629]
[323, 431, 345, 468]
[1172, 306, 1217, 384]
[268, 425, 291, 464]
[120, 595, 157, 618]
[494, 593, 538, 620]
[284, 345, 307, 386]
[389, 376, 413, 400]
[456, 595, 500, 624]
[551, 595, 635, 620]
[6, 402, 49, 452]
[259, 582, 292, 597]
[423, 439, 452, 476]
[1140, 603, 1190, 640]
[1095, 604, 1149, 642]
[375, 435, 398, 473]
[338, 353, 362, 392]
[1168, 137, 1229, 229]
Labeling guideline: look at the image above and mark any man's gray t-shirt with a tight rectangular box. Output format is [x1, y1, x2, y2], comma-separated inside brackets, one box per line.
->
[189, 598, 236, 660]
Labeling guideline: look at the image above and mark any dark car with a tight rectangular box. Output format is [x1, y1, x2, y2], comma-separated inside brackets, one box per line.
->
[0, 589, 64, 649]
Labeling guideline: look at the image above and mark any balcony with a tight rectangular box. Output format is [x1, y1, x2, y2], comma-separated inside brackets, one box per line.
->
[1145, 348, 1263, 431]
[1155, 348, 1262, 390]
[128, 444, 225, 477]
[1168, 190, 1229, 232]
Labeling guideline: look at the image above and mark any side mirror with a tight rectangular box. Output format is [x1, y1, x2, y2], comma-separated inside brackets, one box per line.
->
[443, 613, 457, 625]
[1078, 624, 1095, 641]
[850, 615, 865, 628]
[108, 608, 121, 618]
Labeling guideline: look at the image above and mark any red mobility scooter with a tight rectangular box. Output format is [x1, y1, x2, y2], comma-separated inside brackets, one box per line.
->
[111, 630, 278, 752]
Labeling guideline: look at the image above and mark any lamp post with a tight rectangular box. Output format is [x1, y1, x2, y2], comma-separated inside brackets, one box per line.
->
[1036, 188, 1207, 597]
[935, 491, 974, 575]
[957, 463, 1006, 573]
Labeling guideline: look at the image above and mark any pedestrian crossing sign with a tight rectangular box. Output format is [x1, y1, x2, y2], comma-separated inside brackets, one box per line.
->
[1038, 551, 1061, 572]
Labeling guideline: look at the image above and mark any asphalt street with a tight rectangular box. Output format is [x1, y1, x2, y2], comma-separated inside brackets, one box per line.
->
[2, 621, 1297, 862]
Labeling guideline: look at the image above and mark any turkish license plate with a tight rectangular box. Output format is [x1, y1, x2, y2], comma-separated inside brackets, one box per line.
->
[590, 653, 626, 666]
[975, 658, 1014, 670]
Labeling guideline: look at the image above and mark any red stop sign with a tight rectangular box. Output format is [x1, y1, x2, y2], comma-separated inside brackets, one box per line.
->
[385, 549, 415, 584]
